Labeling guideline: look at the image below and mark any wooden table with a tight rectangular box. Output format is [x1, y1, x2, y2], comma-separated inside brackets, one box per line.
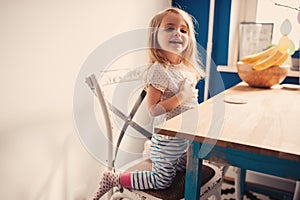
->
[155, 82, 300, 199]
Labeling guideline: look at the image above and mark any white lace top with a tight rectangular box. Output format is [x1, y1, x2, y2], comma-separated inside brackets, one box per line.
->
[146, 62, 199, 121]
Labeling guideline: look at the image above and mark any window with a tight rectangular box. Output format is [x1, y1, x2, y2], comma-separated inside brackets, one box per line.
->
[227, 0, 299, 67]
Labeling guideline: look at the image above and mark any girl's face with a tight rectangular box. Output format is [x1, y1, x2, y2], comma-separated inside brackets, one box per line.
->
[157, 13, 189, 61]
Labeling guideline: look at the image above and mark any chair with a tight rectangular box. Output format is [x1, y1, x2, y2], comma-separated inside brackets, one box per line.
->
[86, 70, 224, 200]
[112, 158, 223, 200]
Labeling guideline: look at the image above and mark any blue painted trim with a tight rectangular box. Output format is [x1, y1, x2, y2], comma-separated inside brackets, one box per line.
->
[185, 141, 300, 199]
[211, 0, 231, 65]
[196, 144, 300, 180]
[239, 169, 246, 199]
[209, 0, 231, 96]
[283, 76, 300, 84]
[185, 142, 203, 200]
[220, 72, 242, 89]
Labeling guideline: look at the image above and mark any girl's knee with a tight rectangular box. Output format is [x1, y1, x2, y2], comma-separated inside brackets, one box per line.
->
[154, 173, 174, 189]
[156, 181, 172, 189]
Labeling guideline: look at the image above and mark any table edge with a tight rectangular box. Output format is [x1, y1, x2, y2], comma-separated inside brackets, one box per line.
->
[155, 128, 300, 162]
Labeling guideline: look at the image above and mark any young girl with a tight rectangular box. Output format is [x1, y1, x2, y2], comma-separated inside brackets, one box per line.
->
[92, 7, 205, 199]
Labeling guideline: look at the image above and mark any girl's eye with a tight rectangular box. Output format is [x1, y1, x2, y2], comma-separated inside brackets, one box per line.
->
[180, 29, 188, 34]
[164, 27, 175, 32]
[163, 27, 188, 34]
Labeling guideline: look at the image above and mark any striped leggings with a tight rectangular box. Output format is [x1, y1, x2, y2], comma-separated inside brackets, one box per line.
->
[131, 134, 189, 190]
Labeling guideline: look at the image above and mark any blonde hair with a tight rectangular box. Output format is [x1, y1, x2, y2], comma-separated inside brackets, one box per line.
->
[148, 7, 205, 79]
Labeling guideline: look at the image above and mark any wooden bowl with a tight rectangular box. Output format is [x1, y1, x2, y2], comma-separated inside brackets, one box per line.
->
[237, 61, 290, 88]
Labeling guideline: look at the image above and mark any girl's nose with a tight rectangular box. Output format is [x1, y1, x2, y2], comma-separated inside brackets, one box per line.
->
[174, 29, 181, 37]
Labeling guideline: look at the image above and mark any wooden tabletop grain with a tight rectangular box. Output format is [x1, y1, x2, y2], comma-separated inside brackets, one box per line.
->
[155, 82, 300, 162]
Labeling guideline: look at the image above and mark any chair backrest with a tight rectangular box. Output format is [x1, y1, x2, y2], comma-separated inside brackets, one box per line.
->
[86, 74, 114, 169]
[86, 67, 152, 169]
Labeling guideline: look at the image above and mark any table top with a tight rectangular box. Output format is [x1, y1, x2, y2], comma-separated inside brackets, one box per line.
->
[155, 82, 300, 162]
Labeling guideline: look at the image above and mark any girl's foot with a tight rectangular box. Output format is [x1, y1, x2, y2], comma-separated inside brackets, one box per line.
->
[92, 171, 119, 200]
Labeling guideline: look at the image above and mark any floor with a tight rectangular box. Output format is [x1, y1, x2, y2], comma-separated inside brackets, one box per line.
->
[221, 182, 272, 200]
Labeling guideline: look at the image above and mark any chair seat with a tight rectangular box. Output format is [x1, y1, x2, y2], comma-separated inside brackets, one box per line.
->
[125, 158, 219, 200]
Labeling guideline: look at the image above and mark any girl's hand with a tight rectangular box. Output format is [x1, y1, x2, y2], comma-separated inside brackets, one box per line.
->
[176, 78, 198, 103]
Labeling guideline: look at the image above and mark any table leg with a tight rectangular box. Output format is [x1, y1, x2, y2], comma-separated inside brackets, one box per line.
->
[185, 142, 203, 200]
[293, 181, 300, 200]
[235, 168, 246, 200]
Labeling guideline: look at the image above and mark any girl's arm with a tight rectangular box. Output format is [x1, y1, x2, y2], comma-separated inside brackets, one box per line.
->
[147, 85, 181, 116]
[147, 79, 195, 116]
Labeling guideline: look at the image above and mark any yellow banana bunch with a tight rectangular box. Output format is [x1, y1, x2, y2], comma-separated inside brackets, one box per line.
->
[273, 50, 289, 66]
[241, 46, 277, 64]
[252, 48, 289, 71]
[240, 46, 289, 71]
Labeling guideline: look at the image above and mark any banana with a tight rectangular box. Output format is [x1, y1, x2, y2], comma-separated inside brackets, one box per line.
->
[241, 46, 277, 64]
[273, 50, 289, 66]
[252, 48, 285, 71]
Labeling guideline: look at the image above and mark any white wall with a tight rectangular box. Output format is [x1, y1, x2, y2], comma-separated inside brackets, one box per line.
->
[256, 0, 300, 48]
[0, 0, 170, 199]
[227, 0, 258, 66]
